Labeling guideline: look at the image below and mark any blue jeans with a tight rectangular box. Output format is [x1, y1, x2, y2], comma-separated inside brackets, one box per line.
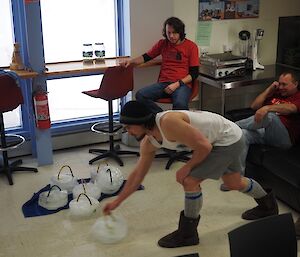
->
[236, 112, 292, 174]
[135, 81, 192, 114]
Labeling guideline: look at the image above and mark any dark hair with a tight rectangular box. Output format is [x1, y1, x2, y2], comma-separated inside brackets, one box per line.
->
[143, 114, 156, 130]
[120, 100, 157, 129]
[162, 17, 186, 41]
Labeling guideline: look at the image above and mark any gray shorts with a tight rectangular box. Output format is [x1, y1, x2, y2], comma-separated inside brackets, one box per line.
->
[189, 135, 245, 180]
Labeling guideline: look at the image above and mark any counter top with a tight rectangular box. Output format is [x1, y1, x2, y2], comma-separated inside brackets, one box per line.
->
[199, 64, 300, 115]
[45, 58, 162, 77]
[45, 58, 126, 76]
[1, 67, 39, 79]
[199, 64, 300, 89]
[199, 65, 278, 89]
[3, 57, 162, 79]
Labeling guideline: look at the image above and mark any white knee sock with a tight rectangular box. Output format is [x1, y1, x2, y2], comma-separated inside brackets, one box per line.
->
[239, 177, 267, 199]
[184, 191, 203, 218]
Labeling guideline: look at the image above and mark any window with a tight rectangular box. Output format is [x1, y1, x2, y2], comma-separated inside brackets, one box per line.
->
[40, 0, 117, 63]
[3, 109, 22, 129]
[47, 75, 119, 123]
[0, 0, 14, 67]
[40, 0, 119, 126]
[0, 0, 22, 129]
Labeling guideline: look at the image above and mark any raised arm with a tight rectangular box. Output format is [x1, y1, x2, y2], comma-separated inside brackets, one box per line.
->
[251, 81, 279, 110]
[103, 137, 157, 214]
[121, 55, 146, 68]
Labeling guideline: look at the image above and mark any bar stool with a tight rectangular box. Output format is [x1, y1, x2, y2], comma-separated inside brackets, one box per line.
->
[155, 79, 200, 169]
[0, 71, 38, 185]
[82, 66, 139, 166]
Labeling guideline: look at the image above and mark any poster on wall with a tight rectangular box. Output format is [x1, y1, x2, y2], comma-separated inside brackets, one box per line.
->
[25, 0, 40, 3]
[198, 0, 259, 21]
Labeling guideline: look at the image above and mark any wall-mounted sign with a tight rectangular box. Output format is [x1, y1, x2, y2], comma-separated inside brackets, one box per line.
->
[199, 0, 259, 21]
[25, 0, 40, 4]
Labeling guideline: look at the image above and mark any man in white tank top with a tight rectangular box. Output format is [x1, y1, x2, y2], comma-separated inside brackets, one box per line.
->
[103, 101, 278, 248]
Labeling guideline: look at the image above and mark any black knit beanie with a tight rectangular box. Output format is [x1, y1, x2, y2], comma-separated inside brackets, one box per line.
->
[120, 101, 154, 125]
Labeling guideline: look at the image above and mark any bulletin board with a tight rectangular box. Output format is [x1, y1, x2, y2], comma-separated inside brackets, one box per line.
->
[198, 0, 259, 21]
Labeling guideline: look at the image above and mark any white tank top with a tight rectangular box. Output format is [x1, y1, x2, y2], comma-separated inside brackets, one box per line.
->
[148, 110, 242, 150]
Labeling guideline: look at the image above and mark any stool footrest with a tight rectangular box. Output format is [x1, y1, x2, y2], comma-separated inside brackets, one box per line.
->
[0, 134, 25, 151]
[91, 121, 123, 135]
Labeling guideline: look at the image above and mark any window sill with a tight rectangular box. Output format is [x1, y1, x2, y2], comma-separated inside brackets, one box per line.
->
[45, 57, 162, 77]
[1, 66, 39, 79]
[3, 58, 162, 79]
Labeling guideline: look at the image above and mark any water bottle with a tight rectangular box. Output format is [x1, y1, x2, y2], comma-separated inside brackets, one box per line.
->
[82, 43, 93, 64]
[94, 43, 105, 62]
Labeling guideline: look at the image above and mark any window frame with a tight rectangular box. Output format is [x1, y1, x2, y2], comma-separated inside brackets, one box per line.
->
[5, 0, 129, 140]
[46, 72, 122, 137]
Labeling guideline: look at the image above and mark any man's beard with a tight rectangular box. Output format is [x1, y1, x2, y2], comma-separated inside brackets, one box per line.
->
[135, 133, 146, 142]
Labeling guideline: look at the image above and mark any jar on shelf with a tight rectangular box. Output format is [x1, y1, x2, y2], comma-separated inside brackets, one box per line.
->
[94, 43, 105, 62]
[82, 43, 94, 64]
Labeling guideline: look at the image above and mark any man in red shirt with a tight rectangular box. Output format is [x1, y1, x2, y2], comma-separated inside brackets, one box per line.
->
[122, 17, 199, 113]
[236, 71, 300, 173]
[235, 71, 300, 237]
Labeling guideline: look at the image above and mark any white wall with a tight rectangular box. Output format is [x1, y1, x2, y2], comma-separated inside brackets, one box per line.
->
[129, 0, 299, 100]
[129, 0, 174, 95]
[129, 0, 174, 56]
[174, 0, 300, 65]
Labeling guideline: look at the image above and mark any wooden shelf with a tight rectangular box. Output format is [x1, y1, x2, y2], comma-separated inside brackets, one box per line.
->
[45, 58, 124, 76]
[14, 69, 39, 78]
[3, 57, 162, 78]
[1, 68, 39, 79]
[45, 57, 162, 77]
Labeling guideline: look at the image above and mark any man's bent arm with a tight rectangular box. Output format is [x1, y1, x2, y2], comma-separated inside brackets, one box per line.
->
[162, 114, 212, 169]
[128, 55, 146, 66]
[251, 81, 279, 110]
[262, 103, 298, 115]
[112, 138, 156, 206]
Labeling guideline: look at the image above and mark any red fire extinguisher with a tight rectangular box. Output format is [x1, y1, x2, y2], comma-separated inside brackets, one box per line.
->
[33, 90, 51, 129]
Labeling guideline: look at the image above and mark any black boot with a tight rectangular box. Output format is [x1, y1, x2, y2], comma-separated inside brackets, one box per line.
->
[242, 189, 279, 220]
[295, 217, 300, 240]
[158, 211, 200, 248]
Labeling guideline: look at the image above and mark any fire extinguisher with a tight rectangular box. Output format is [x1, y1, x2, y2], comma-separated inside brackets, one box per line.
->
[33, 90, 51, 129]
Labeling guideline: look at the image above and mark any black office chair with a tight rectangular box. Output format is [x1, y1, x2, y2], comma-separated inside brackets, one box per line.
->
[82, 66, 139, 166]
[0, 71, 38, 185]
[228, 213, 297, 257]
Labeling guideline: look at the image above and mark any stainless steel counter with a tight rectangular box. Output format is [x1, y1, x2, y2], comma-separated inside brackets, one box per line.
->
[199, 65, 277, 90]
[198, 64, 299, 115]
